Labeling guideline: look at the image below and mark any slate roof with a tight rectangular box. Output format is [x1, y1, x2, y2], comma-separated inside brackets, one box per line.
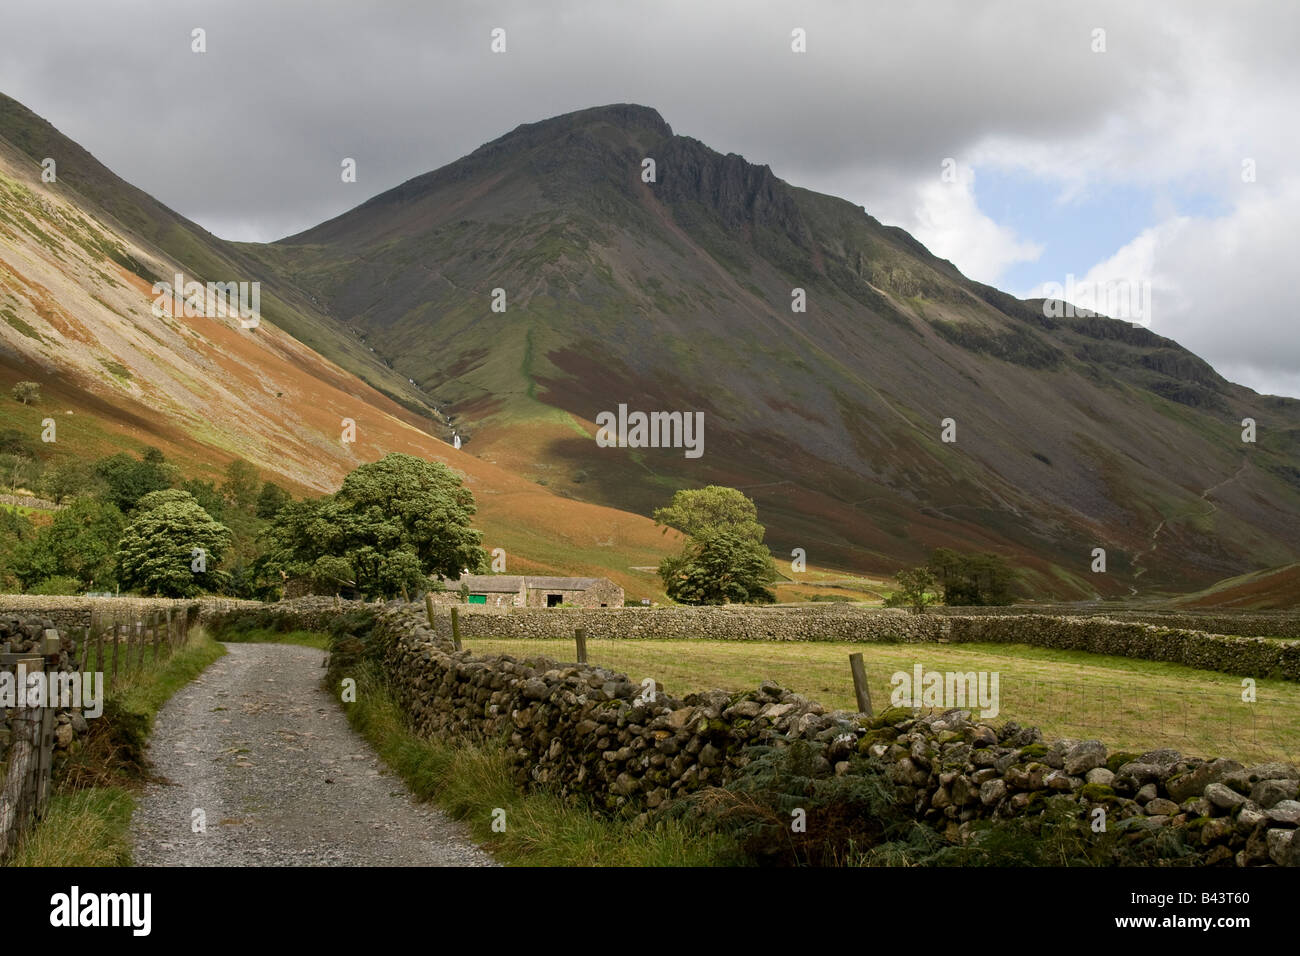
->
[443, 574, 607, 593]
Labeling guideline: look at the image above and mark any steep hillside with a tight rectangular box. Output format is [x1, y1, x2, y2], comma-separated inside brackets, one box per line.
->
[245, 104, 1300, 598]
[0, 94, 683, 600]
[1167, 563, 1300, 611]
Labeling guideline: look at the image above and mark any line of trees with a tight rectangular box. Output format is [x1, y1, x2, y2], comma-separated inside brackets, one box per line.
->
[0, 448, 487, 601]
[885, 547, 1017, 612]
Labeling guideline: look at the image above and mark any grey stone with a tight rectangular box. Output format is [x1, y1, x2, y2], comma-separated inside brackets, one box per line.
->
[1063, 740, 1107, 776]
[1086, 767, 1115, 786]
[1266, 800, 1300, 826]
[979, 778, 1007, 806]
[1166, 758, 1243, 803]
[1204, 782, 1247, 811]
[1145, 798, 1179, 816]
[1251, 777, 1299, 809]
[1267, 828, 1297, 866]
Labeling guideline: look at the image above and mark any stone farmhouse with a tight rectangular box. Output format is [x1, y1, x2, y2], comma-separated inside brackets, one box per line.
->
[436, 574, 624, 608]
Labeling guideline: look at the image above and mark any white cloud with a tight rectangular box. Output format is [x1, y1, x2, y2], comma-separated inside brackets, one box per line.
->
[908, 169, 1043, 284]
[1022, 178, 1300, 397]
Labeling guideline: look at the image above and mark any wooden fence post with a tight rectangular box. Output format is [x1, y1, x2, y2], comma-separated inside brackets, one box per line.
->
[575, 627, 588, 665]
[135, 619, 146, 671]
[110, 621, 120, 688]
[95, 622, 105, 677]
[425, 592, 435, 627]
[849, 652, 873, 717]
[450, 607, 462, 651]
[0, 688, 39, 857]
[151, 612, 161, 663]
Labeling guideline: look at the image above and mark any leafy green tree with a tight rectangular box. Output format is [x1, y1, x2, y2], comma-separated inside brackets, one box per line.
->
[926, 548, 1015, 606]
[660, 530, 777, 605]
[116, 492, 231, 596]
[0, 453, 39, 493]
[0, 507, 35, 591]
[94, 451, 173, 511]
[256, 454, 486, 600]
[181, 478, 227, 521]
[256, 480, 291, 519]
[221, 459, 262, 513]
[11, 381, 40, 405]
[15, 497, 125, 591]
[884, 566, 938, 613]
[655, 486, 776, 604]
[653, 485, 766, 543]
[39, 459, 105, 504]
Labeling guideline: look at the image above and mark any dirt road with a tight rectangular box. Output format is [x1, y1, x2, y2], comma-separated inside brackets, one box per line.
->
[130, 642, 495, 867]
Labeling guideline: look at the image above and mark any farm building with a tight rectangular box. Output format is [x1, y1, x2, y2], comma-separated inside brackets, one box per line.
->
[437, 574, 624, 608]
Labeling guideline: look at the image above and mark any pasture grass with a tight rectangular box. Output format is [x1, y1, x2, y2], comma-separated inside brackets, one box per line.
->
[465, 637, 1300, 764]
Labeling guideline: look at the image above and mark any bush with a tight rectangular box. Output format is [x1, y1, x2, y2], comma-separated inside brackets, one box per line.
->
[26, 575, 81, 595]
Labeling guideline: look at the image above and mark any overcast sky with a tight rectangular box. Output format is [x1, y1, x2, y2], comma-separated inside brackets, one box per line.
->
[3, 0, 1297, 397]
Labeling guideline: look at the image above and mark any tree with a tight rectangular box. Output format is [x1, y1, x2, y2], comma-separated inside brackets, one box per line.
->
[94, 451, 173, 511]
[654, 486, 776, 604]
[0, 453, 39, 493]
[884, 566, 938, 614]
[660, 530, 778, 605]
[256, 480, 291, 519]
[0, 507, 35, 592]
[925, 548, 1015, 606]
[11, 381, 40, 405]
[15, 497, 125, 591]
[181, 478, 227, 521]
[653, 485, 765, 543]
[222, 459, 262, 513]
[256, 454, 487, 600]
[40, 459, 105, 505]
[116, 492, 231, 596]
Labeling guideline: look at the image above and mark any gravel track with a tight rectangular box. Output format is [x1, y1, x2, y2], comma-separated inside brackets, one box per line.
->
[130, 642, 495, 867]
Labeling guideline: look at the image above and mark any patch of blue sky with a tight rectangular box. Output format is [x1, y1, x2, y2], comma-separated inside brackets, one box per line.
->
[970, 166, 1230, 294]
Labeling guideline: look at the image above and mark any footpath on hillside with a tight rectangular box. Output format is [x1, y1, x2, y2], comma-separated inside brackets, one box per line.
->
[130, 642, 495, 867]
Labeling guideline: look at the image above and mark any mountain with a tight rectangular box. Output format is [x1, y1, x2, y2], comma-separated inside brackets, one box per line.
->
[2, 94, 1297, 599]
[234, 103, 1300, 598]
[0, 93, 683, 600]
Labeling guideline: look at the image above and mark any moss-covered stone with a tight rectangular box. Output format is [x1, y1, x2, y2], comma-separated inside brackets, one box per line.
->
[1079, 783, 1117, 802]
[871, 706, 916, 728]
[1107, 751, 1141, 773]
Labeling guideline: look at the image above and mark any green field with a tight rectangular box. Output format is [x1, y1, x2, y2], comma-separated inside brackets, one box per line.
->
[466, 637, 1300, 765]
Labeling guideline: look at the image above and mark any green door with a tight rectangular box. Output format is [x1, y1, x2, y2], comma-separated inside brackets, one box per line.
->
[468, 594, 487, 605]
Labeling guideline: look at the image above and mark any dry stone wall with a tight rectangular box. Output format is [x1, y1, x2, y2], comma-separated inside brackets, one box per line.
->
[0, 596, 224, 632]
[212, 599, 1300, 867]
[928, 605, 1300, 639]
[427, 605, 1300, 681]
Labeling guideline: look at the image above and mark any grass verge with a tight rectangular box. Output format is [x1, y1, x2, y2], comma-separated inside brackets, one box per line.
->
[339, 658, 735, 866]
[3, 626, 225, 867]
